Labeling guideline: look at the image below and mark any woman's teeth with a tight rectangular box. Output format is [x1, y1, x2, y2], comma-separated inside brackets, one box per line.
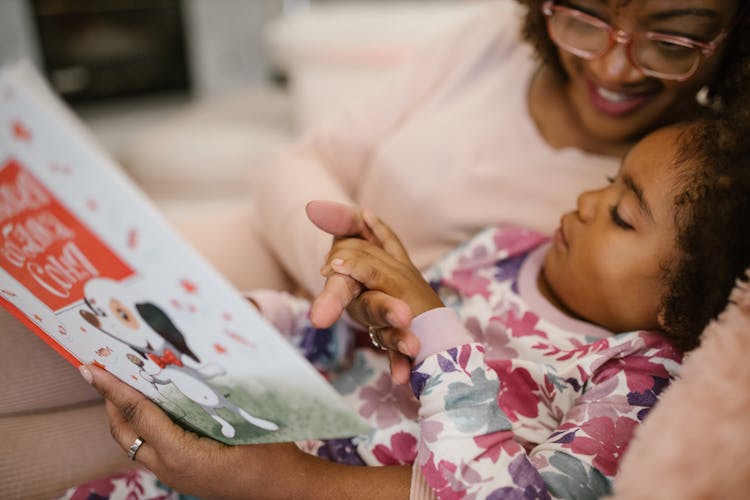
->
[596, 86, 631, 103]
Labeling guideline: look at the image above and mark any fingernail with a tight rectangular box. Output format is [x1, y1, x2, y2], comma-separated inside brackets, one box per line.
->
[397, 341, 411, 357]
[331, 258, 344, 268]
[79, 365, 93, 384]
[386, 312, 402, 328]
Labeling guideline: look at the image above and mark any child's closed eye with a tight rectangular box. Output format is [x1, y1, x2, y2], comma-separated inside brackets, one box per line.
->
[609, 204, 634, 229]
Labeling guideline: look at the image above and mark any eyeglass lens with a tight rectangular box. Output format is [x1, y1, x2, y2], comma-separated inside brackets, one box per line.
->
[549, 10, 702, 78]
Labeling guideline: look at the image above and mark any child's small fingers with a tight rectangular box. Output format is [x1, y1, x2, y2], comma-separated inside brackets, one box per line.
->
[347, 290, 411, 331]
[389, 351, 412, 385]
[371, 326, 419, 358]
[330, 258, 394, 296]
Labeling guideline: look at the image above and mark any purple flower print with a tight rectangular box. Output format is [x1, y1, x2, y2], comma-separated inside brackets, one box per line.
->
[628, 375, 670, 421]
[487, 454, 552, 500]
[410, 365, 431, 397]
[494, 254, 526, 292]
[299, 325, 336, 368]
[359, 372, 419, 428]
[316, 438, 366, 466]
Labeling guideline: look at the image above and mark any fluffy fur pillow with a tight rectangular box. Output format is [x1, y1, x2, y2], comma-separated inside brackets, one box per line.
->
[611, 274, 750, 499]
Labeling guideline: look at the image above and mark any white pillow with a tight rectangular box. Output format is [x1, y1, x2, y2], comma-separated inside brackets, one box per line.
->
[265, 1, 492, 130]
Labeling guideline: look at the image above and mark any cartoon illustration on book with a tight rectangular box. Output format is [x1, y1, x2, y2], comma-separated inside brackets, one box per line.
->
[79, 277, 279, 438]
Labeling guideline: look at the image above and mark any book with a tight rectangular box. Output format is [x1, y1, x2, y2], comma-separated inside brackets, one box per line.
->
[0, 61, 368, 445]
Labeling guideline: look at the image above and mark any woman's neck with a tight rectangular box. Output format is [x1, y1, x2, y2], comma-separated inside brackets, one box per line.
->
[527, 65, 633, 158]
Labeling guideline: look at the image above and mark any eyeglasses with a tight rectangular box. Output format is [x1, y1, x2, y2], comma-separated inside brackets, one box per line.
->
[541, 0, 732, 81]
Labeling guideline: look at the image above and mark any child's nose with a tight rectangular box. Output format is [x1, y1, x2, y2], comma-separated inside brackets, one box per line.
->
[576, 189, 598, 222]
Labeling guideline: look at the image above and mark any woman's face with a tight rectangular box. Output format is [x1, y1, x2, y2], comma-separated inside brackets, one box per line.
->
[556, 0, 739, 142]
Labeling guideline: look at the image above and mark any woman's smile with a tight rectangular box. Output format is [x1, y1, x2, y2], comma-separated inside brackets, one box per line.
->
[585, 78, 657, 116]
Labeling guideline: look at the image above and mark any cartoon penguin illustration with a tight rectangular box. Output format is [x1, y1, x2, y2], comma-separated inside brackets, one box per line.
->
[79, 277, 278, 438]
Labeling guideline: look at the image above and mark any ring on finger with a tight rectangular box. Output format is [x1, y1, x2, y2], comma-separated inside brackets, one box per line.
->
[127, 436, 145, 461]
[368, 326, 388, 351]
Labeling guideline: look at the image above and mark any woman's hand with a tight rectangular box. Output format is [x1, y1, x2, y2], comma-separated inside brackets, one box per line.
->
[80, 363, 412, 499]
[79, 364, 307, 499]
[306, 201, 427, 384]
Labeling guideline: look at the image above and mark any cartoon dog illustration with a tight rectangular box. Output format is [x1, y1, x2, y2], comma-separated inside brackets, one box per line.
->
[79, 277, 278, 438]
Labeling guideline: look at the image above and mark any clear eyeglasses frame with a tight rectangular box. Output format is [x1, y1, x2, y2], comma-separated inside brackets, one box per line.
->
[541, 0, 732, 81]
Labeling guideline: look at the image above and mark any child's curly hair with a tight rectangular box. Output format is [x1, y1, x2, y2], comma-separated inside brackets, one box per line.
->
[518, 0, 750, 110]
[659, 114, 750, 351]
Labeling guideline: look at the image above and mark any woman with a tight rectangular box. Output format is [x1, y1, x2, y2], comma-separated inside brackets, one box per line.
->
[249, 0, 749, 297]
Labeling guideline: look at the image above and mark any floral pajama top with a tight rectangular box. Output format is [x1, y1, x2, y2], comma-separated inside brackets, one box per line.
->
[252, 226, 682, 499]
[58, 226, 682, 500]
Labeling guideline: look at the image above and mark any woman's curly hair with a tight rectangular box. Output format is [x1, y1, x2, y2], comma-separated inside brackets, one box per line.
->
[658, 113, 750, 352]
[517, 0, 750, 109]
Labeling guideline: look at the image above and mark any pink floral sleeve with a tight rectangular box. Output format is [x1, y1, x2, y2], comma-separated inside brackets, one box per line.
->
[410, 332, 678, 499]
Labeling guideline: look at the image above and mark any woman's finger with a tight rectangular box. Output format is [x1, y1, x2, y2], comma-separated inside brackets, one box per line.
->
[310, 272, 363, 328]
[361, 209, 410, 262]
[104, 399, 159, 466]
[82, 364, 187, 456]
[305, 200, 375, 242]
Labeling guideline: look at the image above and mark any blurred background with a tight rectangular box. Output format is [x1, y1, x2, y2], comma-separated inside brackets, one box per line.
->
[0, 0, 486, 209]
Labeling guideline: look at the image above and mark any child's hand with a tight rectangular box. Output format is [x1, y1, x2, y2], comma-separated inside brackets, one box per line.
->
[307, 201, 430, 384]
[322, 209, 444, 320]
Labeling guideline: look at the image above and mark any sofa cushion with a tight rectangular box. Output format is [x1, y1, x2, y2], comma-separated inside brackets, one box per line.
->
[0, 308, 101, 415]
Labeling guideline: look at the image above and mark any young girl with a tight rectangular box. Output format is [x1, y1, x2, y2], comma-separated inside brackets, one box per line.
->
[78, 117, 750, 500]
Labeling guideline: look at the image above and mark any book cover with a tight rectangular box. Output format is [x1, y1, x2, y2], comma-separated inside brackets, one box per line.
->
[0, 61, 369, 445]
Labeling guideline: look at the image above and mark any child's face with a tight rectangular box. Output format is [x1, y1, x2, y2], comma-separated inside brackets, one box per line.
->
[541, 125, 687, 332]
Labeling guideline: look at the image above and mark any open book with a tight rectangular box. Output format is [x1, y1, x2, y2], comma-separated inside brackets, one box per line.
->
[0, 62, 368, 445]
